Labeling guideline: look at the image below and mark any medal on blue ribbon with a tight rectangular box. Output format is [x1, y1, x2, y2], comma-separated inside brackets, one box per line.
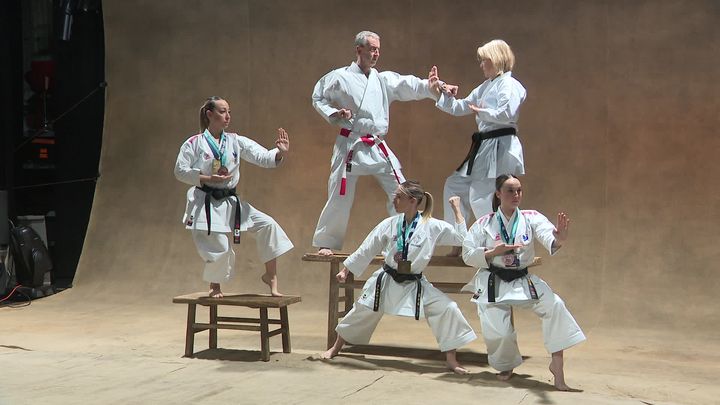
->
[203, 130, 228, 175]
[395, 213, 419, 274]
[497, 208, 520, 267]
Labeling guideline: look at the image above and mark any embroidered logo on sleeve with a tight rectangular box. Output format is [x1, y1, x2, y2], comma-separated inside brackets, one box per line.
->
[186, 215, 194, 226]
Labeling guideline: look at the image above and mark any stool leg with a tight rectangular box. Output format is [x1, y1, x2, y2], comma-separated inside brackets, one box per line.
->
[260, 307, 270, 361]
[327, 261, 340, 349]
[209, 304, 218, 349]
[280, 306, 291, 353]
[184, 303, 197, 357]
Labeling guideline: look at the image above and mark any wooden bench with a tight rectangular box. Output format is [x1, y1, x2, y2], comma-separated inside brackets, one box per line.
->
[172, 293, 301, 361]
[302, 253, 541, 349]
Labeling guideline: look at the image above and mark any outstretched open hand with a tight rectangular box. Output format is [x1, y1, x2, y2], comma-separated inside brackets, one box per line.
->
[275, 127, 290, 153]
[553, 212, 570, 242]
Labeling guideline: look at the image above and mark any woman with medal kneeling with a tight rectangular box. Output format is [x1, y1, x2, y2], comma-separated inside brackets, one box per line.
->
[174, 96, 294, 298]
[321, 180, 477, 374]
[461, 174, 585, 390]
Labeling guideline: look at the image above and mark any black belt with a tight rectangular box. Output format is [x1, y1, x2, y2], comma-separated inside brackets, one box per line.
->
[486, 264, 538, 303]
[374, 264, 423, 320]
[457, 127, 517, 175]
[197, 185, 241, 244]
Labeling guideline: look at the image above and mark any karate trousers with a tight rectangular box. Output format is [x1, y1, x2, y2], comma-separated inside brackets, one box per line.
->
[336, 285, 477, 353]
[476, 293, 586, 372]
[442, 172, 496, 224]
[313, 165, 405, 251]
[191, 208, 293, 283]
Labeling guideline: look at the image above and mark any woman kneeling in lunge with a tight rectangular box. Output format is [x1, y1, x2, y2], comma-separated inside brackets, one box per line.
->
[321, 180, 477, 374]
[174, 96, 294, 298]
[461, 174, 585, 390]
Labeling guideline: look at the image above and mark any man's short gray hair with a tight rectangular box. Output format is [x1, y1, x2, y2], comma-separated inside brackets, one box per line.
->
[354, 31, 380, 47]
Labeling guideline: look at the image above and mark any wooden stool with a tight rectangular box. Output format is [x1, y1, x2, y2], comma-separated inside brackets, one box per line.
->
[172, 293, 301, 361]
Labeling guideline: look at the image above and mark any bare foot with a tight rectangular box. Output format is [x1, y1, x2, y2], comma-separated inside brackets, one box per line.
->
[549, 360, 572, 391]
[318, 248, 334, 256]
[497, 370, 513, 381]
[321, 347, 340, 359]
[261, 274, 283, 297]
[447, 363, 469, 375]
[209, 283, 223, 298]
[445, 350, 468, 374]
[446, 246, 461, 257]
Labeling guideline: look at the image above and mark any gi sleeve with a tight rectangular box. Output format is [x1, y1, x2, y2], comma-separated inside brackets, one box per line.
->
[528, 211, 558, 255]
[343, 218, 392, 277]
[435, 83, 484, 116]
[237, 136, 280, 168]
[462, 220, 491, 269]
[435, 219, 468, 246]
[473, 79, 525, 125]
[379, 71, 435, 103]
[311, 70, 351, 128]
[174, 139, 202, 187]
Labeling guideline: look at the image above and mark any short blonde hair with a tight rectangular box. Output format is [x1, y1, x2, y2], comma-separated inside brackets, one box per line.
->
[477, 39, 515, 74]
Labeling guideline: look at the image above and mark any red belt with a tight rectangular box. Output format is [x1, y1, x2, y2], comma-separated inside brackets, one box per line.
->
[338, 129, 401, 195]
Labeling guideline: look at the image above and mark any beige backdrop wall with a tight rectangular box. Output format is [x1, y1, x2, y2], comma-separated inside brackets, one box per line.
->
[74, 0, 720, 334]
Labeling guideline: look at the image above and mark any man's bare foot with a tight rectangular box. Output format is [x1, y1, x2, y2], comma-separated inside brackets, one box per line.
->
[318, 248, 334, 256]
[261, 274, 283, 297]
[446, 246, 461, 257]
[549, 359, 572, 391]
[497, 370, 513, 381]
[209, 283, 223, 298]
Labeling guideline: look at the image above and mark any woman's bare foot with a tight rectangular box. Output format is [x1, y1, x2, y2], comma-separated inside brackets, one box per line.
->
[321, 347, 340, 359]
[446, 246, 461, 257]
[497, 370, 513, 381]
[549, 352, 572, 391]
[209, 283, 223, 298]
[261, 273, 283, 297]
[445, 350, 469, 374]
[318, 248, 334, 256]
[321, 336, 346, 359]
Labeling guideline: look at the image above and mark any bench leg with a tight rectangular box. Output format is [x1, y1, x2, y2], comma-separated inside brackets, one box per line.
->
[280, 306, 291, 353]
[209, 304, 218, 349]
[260, 307, 270, 361]
[184, 303, 197, 357]
[327, 261, 340, 349]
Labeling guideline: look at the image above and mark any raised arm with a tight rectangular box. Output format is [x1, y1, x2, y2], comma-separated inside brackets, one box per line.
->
[436, 196, 468, 246]
[380, 71, 437, 103]
[467, 79, 525, 124]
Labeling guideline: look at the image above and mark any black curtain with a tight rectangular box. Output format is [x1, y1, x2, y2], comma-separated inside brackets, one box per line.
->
[50, 0, 105, 286]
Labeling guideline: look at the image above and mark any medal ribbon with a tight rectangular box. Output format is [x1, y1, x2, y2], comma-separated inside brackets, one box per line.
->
[497, 208, 520, 244]
[203, 129, 227, 167]
[396, 212, 420, 261]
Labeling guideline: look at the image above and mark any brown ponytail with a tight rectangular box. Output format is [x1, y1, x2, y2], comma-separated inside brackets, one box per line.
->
[199, 96, 223, 132]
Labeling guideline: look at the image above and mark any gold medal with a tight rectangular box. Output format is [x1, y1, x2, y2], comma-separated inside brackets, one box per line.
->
[212, 159, 221, 174]
[397, 260, 411, 274]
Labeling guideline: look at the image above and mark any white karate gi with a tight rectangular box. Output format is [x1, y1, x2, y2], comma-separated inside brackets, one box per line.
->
[436, 72, 526, 223]
[174, 131, 294, 283]
[336, 215, 477, 352]
[311, 62, 436, 250]
[461, 209, 585, 371]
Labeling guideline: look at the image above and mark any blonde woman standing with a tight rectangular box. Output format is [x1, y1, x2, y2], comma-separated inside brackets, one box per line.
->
[430, 39, 527, 256]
